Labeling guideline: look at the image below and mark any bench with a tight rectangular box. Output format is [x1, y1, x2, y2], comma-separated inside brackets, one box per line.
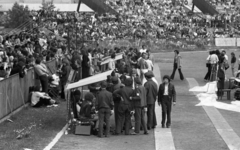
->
[218, 78, 235, 100]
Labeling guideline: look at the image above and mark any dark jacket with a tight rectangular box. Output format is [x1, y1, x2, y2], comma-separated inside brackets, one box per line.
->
[60, 65, 71, 85]
[96, 89, 114, 110]
[132, 85, 147, 108]
[144, 79, 158, 104]
[113, 86, 134, 105]
[158, 83, 176, 103]
[80, 101, 93, 119]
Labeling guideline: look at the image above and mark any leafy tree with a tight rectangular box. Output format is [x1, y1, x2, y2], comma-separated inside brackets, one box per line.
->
[40, 1, 56, 13]
[6, 2, 31, 28]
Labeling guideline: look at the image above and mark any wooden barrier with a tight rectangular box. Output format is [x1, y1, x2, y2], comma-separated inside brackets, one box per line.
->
[0, 59, 57, 120]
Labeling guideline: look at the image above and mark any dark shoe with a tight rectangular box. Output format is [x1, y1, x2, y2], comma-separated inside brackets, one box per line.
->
[144, 132, 149, 135]
[162, 125, 165, 128]
[152, 126, 156, 129]
[112, 132, 119, 135]
[166, 125, 171, 128]
[147, 127, 151, 130]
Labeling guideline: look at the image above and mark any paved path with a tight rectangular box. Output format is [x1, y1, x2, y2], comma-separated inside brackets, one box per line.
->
[187, 78, 240, 150]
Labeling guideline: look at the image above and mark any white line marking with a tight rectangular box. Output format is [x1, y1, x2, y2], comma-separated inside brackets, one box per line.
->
[43, 123, 69, 150]
[187, 78, 240, 150]
[153, 64, 176, 150]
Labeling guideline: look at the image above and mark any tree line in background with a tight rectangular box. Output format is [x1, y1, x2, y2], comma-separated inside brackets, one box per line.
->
[0, 2, 55, 29]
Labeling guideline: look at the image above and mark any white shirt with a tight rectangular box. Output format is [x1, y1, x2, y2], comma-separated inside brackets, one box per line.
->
[108, 58, 115, 70]
[31, 92, 50, 106]
[224, 54, 228, 61]
[139, 49, 147, 54]
[164, 84, 169, 95]
[146, 59, 153, 71]
[207, 54, 219, 64]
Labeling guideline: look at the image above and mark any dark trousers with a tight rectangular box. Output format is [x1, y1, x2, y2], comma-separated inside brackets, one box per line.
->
[114, 102, 120, 130]
[82, 66, 90, 79]
[98, 108, 111, 137]
[161, 96, 172, 126]
[217, 77, 225, 97]
[39, 75, 49, 93]
[171, 63, 184, 80]
[34, 97, 51, 107]
[61, 83, 66, 99]
[210, 64, 217, 81]
[147, 104, 157, 129]
[204, 65, 212, 80]
[116, 104, 131, 135]
[134, 107, 147, 133]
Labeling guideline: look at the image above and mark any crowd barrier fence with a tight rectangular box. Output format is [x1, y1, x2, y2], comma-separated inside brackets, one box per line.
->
[0, 59, 57, 121]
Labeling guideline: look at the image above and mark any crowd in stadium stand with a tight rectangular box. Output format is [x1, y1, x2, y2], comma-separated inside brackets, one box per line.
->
[1, 0, 240, 91]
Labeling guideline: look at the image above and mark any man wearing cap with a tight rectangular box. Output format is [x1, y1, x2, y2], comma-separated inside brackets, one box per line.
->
[158, 75, 176, 128]
[131, 77, 148, 135]
[96, 81, 114, 138]
[144, 71, 158, 130]
[113, 78, 134, 135]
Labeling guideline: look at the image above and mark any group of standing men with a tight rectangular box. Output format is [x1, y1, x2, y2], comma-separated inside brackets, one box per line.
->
[93, 51, 177, 137]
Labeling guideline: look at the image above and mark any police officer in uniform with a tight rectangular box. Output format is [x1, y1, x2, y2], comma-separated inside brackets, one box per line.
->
[96, 81, 114, 137]
[111, 76, 122, 132]
[144, 71, 158, 130]
[113, 78, 134, 135]
[131, 77, 148, 135]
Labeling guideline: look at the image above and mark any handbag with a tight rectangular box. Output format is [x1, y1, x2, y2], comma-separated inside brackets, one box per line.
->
[224, 60, 229, 70]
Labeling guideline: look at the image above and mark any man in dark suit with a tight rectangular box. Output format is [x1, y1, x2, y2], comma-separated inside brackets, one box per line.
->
[96, 81, 114, 138]
[158, 75, 176, 128]
[131, 77, 148, 135]
[144, 71, 158, 130]
[113, 78, 134, 135]
[111, 76, 122, 132]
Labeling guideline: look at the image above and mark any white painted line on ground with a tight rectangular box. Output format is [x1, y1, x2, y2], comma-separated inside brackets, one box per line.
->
[187, 78, 240, 150]
[43, 123, 69, 150]
[153, 64, 176, 150]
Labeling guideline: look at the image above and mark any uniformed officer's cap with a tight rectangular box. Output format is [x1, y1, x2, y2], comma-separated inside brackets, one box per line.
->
[101, 81, 108, 88]
[144, 71, 154, 78]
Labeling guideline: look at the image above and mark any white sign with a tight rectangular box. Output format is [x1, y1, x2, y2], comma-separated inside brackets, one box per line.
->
[215, 38, 236, 47]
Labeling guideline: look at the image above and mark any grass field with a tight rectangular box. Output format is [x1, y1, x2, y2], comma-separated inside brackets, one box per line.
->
[0, 100, 67, 150]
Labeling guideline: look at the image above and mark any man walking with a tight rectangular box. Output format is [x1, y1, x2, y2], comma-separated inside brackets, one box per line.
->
[144, 71, 158, 130]
[158, 75, 176, 128]
[96, 81, 114, 138]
